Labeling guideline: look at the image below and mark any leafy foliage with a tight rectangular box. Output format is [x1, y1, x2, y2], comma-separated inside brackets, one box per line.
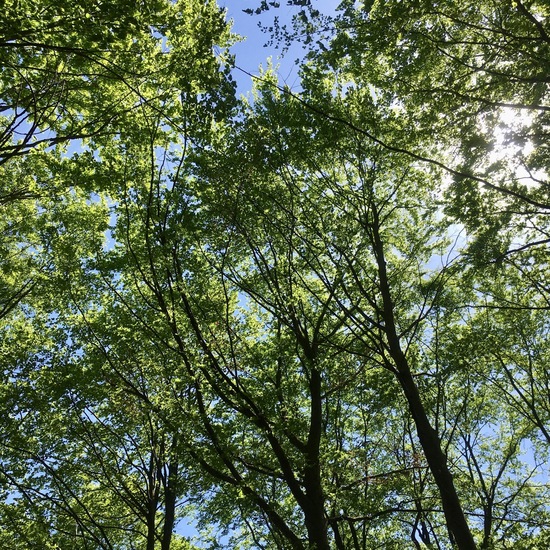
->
[0, 0, 549, 549]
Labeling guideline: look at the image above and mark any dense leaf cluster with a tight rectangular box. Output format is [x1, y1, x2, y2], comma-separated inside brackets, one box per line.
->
[0, 0, 549, 548]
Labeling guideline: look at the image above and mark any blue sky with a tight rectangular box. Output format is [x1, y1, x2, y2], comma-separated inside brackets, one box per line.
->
[223, 0, 304, 92]
[221, 0, 341, 95]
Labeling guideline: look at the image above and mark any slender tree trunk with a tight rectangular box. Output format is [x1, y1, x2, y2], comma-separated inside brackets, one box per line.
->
[371, 213, 477, 550]
[161, 461, 178, 550]
[330, 513, 346, 550]
[146, 450, 159, 550]
[394, 365, 476, 549]
[302, 481, 330, 550]
[146, 498, 157, 550]
[300, 368, 330, 550]
[291, 328, 332, 550]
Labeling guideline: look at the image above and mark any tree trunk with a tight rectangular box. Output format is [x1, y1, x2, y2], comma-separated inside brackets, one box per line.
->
[146, 498, 157, 550]
[302, 477, 330, 550]
[371, 214, 477, 550]
[161, 461, 178, 550]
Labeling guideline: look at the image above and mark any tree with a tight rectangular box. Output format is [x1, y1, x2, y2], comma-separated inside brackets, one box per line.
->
[276, 0, 549, 263]
[0, 0, 221, 164]
[190, 76, 479, 546]
[1, 1, 550, 549]
[0, 0, 233, 547]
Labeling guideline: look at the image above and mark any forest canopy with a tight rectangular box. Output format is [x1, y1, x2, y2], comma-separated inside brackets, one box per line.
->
[0, 0, 549, 548]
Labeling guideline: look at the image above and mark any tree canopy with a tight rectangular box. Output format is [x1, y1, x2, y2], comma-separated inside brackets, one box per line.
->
[0, 0, 549, 548]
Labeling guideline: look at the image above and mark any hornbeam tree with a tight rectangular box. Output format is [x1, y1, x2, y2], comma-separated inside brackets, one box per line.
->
[1, 1, 549, 549]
